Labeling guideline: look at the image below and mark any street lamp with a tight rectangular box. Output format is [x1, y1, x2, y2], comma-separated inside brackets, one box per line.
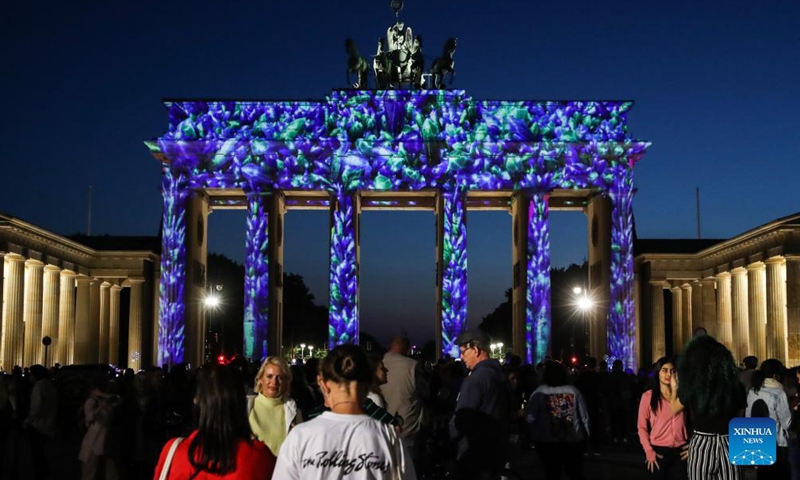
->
[308, 345, 314, 359]
[205, 284, 224, 361]
[572, 286, 594, 359]
[300, 343, 307, 361]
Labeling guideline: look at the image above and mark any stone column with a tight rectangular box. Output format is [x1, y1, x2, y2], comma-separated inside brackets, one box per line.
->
[109, 285, 122, 365]
[88, 280, 100, 364]
[526, 192, 551, 364]
[127, 279, 145, 370]
[609, 169, 636, 370]
[747, 263, 767, 362]
[436, 188, 468, 358]
[691, 281, 703, 331]
[716, 272, 733, 350]
[651, 281, 666, 361]
[73, 277, 91, 365]
[730, 268, 749, 363]
[98, 282, 111, 364]
[158, 168, 189, 367]
[789, 257, 800, 366]
[328, 190, 361, 350]
[56, 270, 76, 365]
[244, 192, 270, 362]
[766, 258, 788, 364]
[670, 286, 683, 354]
[701, 278, 718, 338]
[22, 259, 44, 366]
[41, 266, 60, 367]
[681, 284, 692, 353]
[1, 254, 26, 370]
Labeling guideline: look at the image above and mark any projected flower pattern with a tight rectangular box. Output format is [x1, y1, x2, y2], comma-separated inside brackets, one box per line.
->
[244, 193, 270, 362]
[441, 188, 468, 358]
[158, 169, 189, 366]
[156, 91, 647, 364]
[527, 193, 551, 364]
[329, 190, 359, 348]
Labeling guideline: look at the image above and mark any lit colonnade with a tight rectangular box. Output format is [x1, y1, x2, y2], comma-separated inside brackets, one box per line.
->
[149, 90, 649, 369]
[0, 214, 159, 370]
[635, 213, 800, 368]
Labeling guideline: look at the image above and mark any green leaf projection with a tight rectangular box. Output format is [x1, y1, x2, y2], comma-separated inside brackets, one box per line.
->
[154, 89, 647, 365]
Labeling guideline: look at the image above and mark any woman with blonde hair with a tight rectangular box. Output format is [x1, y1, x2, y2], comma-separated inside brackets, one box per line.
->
[248, 356, 302, 457]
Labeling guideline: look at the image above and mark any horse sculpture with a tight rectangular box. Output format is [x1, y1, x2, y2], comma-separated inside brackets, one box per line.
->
[373, 37, 391, 89]
[345, 38, 369, 88]
[409, 36, 425, 88]
[431, 37, 457, 89]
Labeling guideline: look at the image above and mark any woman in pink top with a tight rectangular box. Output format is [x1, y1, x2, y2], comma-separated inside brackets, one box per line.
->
[637, 357, 688, 479]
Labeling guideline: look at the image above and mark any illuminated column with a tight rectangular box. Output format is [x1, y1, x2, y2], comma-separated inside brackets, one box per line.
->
[650, 281, 666, 361]
[41, 265, 60, 367]
[701, 277, 718, 337]
[715, 272, 733, 350]
[681, 284, 692, 352]
[243, 191, 284, 361]
[329, 189, 360, 349]
[747, 263, 767, 362]
[22, 259, 44, 366]
[128, 278, 145, 370]
[87, 280, 100, 363]
[785, 257, 800, 366]
[109, 284, 122, 365]
[670, 286, 683, 353]
[436, 188, 467, 358]
[527, 193, 551, 364]
[691, 281, 703, 333]
[730, 267, 749, 362]
[158, 168, 189, 367]
[56, 270, 76, 365]
[765, 258, 788, 364]
[73, 276, 91, 364]
[609, 169, 636, 369]
[511, 192, 551, 363]
[98, 282, 111, 364]
[1, 254, 25, 369]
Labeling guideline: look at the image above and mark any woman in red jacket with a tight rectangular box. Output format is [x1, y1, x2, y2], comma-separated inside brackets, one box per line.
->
[154, 364, 275, 479]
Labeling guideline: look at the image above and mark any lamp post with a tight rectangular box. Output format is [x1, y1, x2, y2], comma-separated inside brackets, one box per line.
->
[205, 284, 223, 361]
[572, 286, 594, 358]
[308, 345, 314, 359]
[300, 343, 307, 361]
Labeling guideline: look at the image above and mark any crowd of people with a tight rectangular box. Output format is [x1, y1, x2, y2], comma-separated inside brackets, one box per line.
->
[1, 328, 800, 479]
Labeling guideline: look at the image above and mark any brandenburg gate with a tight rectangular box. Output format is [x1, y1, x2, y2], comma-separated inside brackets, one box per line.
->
[148, 90, 648, 368]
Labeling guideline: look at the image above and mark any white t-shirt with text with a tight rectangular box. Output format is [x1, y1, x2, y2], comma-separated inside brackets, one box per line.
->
[274, 411, 415, 480]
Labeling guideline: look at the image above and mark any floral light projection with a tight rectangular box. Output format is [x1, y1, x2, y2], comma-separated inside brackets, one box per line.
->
[527, 193, 551, 364]
[158, 168, 189, 366]
[329, 190, 359, 348]
[441, 187, 468, 358]
[153, 90, 648, 365]
[244, 193, 270, 362]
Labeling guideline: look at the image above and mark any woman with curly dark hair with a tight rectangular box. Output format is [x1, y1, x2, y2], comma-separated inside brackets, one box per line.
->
[671, 335, 746, 480]
[153, 364, 275, 479]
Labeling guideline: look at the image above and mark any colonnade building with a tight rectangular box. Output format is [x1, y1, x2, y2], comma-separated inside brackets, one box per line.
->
[0, 213, 159, 371]
[635, 212, 800, 368]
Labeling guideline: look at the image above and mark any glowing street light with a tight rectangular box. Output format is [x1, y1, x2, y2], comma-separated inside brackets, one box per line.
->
[204, 294, 220, 308]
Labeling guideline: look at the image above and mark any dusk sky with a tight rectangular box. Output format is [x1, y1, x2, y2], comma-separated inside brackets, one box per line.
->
[2, 0, 798, 346]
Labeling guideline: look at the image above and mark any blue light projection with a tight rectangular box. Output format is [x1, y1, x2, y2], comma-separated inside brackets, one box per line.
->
[441, 187, 468, 358]
[158, 168, 189, 366]
[153, 90, 647, 365]
[527, 193, 551, 364]
[329, 190, 359, 349]
[244, 193, 269, 362]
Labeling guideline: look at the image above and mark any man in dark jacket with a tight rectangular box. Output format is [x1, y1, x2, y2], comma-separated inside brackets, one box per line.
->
[450, 329, 511, 480]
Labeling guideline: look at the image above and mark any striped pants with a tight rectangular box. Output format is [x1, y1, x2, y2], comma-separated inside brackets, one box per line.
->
[688, 432, 740, 480]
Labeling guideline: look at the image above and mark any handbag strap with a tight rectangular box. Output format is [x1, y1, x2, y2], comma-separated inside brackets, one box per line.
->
[159, 437, 185, 480]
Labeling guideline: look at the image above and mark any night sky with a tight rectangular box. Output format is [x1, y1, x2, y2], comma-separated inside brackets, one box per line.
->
[2, 0, 798, 347]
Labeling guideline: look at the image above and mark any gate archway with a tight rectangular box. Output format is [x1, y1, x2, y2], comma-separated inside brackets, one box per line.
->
[148, 90, 648, 368]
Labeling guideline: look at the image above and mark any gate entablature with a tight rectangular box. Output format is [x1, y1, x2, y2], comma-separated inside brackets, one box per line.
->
[149, 89, 648, 369]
